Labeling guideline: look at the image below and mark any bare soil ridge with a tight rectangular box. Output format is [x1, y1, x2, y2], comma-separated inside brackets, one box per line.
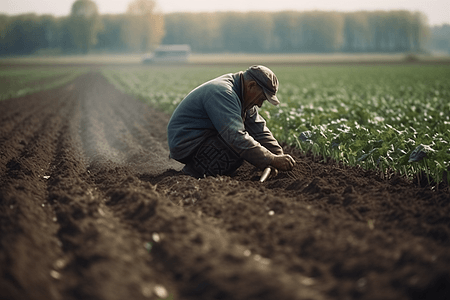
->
[1, 72, 449, 300]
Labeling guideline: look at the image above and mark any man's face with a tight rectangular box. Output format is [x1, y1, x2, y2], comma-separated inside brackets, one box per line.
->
[243, 81, 266, 111]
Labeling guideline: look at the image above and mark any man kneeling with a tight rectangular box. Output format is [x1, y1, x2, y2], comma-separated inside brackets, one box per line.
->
[167, 65, 295, 178]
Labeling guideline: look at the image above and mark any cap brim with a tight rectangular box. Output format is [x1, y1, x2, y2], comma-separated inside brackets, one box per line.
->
[263, 90, 280, 106]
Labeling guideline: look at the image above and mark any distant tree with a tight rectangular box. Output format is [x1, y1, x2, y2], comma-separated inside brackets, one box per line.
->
[123, 0, 164, 53]
[39, 15, 64, 50]
[60, 17, 78, 53]
[193, 13, 222, 52]
[242, 12, 275, 52]
[218, 12, 272, 53]
[0, 14, 11, 55]
[299, 12, 344, 52]
[343, 12, 370, 52]
[0, 14, 47, 55]
[410, 12, 430, 52]
[428, 24, 450, 54]
[0, 14, 9, 39]
[163, 13, 222, 52]
[367, 12, 387, 51]
[95, 14, 128, 52]
[273, 12, 303, 52]
[68, 0, 103, 54]
[220, 12, 247, 52]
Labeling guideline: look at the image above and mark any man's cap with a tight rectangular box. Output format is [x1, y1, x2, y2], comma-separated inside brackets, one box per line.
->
[245, 65, 280, 106]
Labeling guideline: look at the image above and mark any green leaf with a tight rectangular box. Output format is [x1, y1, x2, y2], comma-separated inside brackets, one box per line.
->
[408, 144, 435, 163]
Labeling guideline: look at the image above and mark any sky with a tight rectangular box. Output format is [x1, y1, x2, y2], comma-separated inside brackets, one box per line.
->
[2, 0, 449, 26]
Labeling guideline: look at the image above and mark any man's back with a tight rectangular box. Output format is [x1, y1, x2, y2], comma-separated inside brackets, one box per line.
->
[167, 73, 244, 162]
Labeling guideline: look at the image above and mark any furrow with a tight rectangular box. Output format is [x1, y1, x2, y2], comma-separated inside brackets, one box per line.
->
[0, 95, 63, 180]
[0, 92, 42, 125]
[107, 89, 180, 174]
[78, 73, 180, 175]
[45, 73, 176, 300]
[0, 84, 77, 300]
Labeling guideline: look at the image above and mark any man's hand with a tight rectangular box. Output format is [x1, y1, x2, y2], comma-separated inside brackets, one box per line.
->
[271, 154, 296, 171]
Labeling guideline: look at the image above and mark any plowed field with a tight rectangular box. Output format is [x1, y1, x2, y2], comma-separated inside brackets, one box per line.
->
[1, 72, 449, 300]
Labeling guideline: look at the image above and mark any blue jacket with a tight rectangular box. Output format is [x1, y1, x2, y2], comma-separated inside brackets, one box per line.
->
[167, 72, 283, 168]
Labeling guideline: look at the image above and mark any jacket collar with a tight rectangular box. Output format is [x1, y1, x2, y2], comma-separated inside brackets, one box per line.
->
[232, 71, 245, 103]
[231, 72, 246, 118]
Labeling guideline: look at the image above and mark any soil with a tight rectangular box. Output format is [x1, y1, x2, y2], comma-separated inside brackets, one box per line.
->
[1, 72, 449, 300]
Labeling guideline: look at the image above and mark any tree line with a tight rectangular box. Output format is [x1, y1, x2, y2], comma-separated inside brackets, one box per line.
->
[429, 24, 450, 54]
[163, 11, 430, 53]
[0, 0, 164, 56]
[1, 0, 445, 56]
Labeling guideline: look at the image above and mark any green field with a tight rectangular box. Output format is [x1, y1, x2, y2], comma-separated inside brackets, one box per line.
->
[103, 64, 450, 186]
[1, 55, 449, 186]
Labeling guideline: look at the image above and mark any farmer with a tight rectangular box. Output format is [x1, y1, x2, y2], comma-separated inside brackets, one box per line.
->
[167, 65, 296, 178]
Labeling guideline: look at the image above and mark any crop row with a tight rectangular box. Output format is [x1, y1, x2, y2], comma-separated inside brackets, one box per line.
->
[103, 65, 450, 187]
[0, 67, 88, 101]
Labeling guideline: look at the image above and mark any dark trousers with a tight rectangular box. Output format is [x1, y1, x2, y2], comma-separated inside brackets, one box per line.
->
[182, 135, 244, 178]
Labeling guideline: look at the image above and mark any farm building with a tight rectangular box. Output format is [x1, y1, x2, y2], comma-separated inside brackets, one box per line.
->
[142, 45, 191, 64]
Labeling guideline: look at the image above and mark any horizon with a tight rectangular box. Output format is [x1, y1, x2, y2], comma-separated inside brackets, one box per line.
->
[1, 0, 449, 26]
